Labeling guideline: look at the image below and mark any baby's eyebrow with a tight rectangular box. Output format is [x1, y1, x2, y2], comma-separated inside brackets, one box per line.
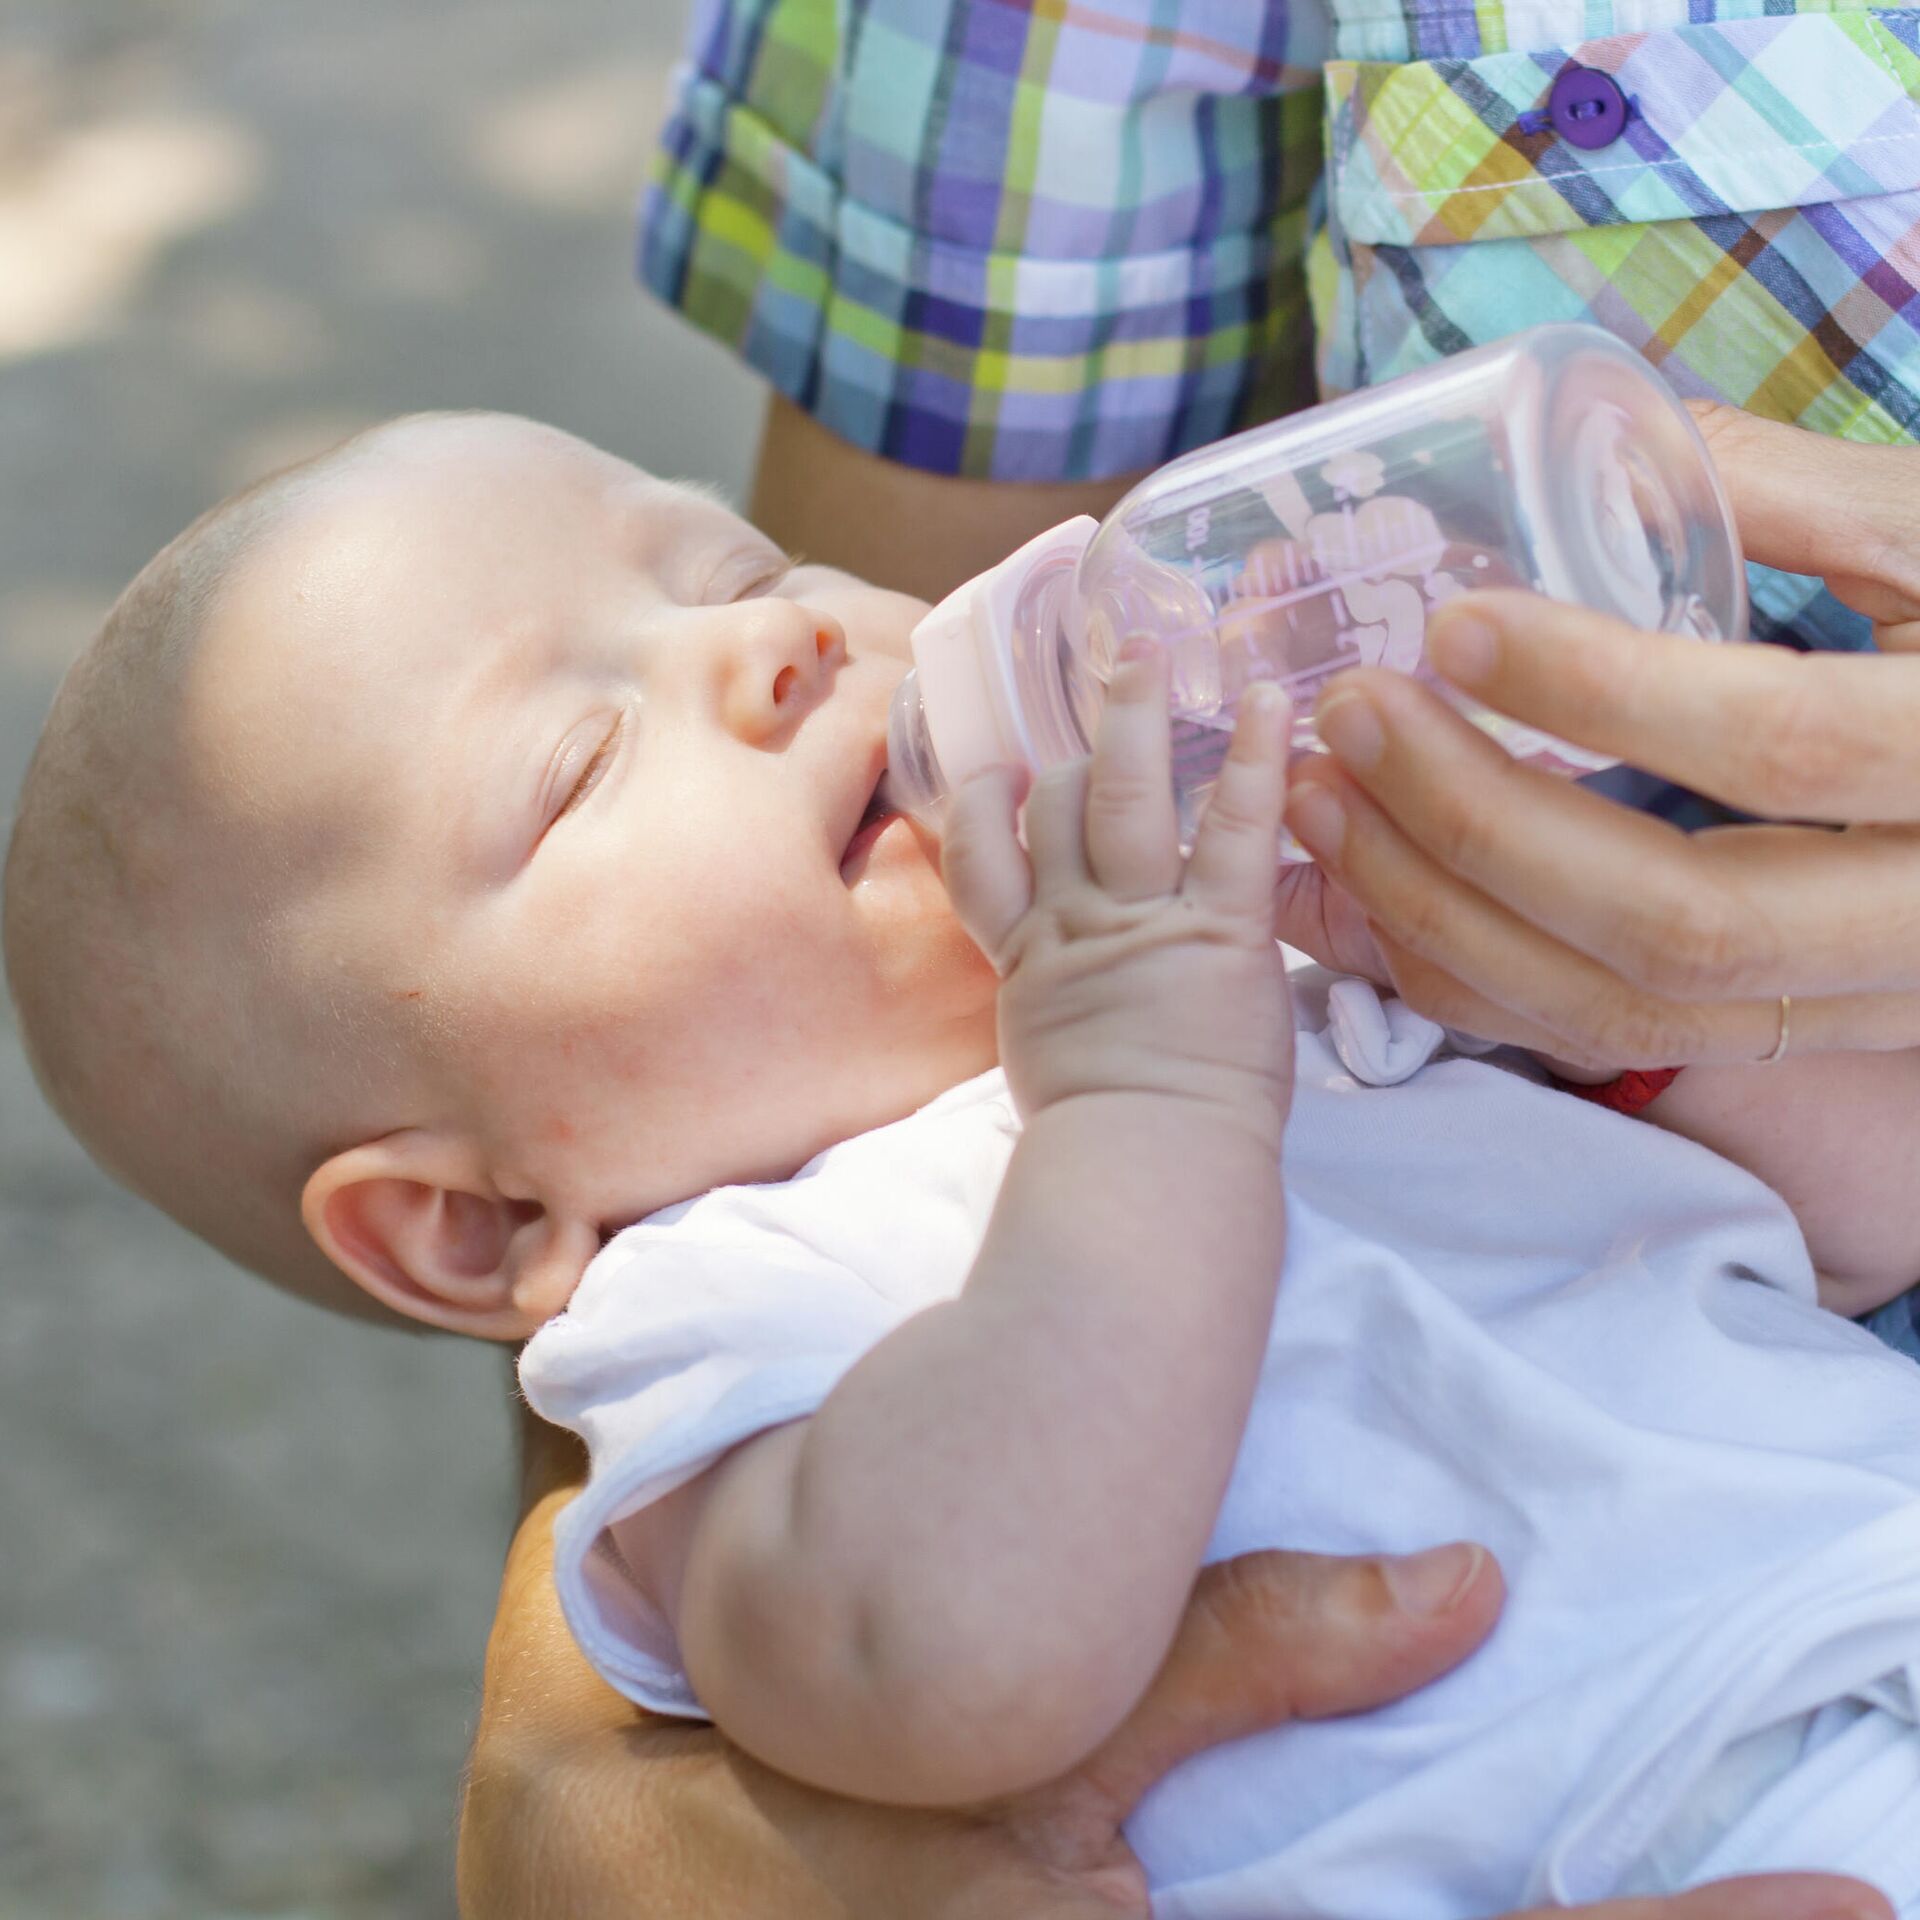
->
[657, 476, 733, 513]
[638, 476, 734, 541]
[647, 476, 776, 556]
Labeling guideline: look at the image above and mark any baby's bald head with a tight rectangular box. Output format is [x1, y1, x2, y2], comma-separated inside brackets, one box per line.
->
[6, 410, 986, 1341]
[3, 426, 426, 1325]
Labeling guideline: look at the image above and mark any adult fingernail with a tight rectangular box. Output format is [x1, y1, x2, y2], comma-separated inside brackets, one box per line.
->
[1316, 692, 1384, 770]
[1429, 612, 1498, 687]
[1286, 784, 1346, 860]
[1383, 1543, 1484, 1616]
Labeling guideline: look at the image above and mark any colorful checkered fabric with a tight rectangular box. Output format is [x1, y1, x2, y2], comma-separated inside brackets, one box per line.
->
[642, 0, 1920, 642]
[1314, 3, 1920, 647]
[646, 1, 1920, 643]
[643, 0, 1328, 481]
[643, 3, 1920, 485]
[1859, 1287, 1920, 1365]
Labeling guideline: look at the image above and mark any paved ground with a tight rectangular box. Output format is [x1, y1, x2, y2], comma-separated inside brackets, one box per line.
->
[0, 5, 761, 1914]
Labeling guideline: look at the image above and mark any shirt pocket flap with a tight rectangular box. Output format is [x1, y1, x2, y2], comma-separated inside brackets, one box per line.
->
[1328, 12, 1920, 248]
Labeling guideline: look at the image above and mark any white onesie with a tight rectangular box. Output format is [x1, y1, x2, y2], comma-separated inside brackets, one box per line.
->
[521, 1004, 1920, 1920]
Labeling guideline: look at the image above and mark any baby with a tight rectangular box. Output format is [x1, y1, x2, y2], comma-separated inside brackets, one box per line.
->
[8, 413, 1920, 1917]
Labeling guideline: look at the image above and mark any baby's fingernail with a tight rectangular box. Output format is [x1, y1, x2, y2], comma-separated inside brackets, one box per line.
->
[1316, 692, 1383, 771]
[1118, 635, 1158, 665]
[1286, 784, 1346, 860]
[958, 763, 1023, 803]
[1384, 1543, 1485, 1616]
[1429, 611, 1498, 687]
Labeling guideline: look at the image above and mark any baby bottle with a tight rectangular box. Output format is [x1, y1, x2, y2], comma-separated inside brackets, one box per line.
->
[884, 323, 1746, 855]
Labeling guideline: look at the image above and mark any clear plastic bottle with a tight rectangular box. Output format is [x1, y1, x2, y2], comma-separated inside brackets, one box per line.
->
[885, 323, 1746, 855]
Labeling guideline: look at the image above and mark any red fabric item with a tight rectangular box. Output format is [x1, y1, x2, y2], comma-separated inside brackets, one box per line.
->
[1554, 1066, 1683, 1116]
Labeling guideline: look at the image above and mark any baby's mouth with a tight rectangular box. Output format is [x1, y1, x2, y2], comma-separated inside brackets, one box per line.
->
[840, 773, 902, 881]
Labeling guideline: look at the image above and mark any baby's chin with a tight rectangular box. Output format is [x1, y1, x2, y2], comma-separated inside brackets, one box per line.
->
[871, 905, 1000, 1067]
[844, 813, 976, 980]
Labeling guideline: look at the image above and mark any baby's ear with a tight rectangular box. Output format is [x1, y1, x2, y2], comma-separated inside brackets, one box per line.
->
[302, 1132, 597, 1339]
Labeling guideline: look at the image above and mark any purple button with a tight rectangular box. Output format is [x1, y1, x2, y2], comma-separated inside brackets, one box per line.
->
[1547, 66, 1629, 150]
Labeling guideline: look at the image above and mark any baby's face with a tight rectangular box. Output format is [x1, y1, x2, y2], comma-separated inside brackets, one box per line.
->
[208, 416, 998, 1253]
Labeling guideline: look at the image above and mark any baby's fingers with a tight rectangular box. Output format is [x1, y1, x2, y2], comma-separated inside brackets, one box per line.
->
[1182, 685, 1292, 914]
[1084, 639, 1182, 902]
[941, 765, 1034, 971]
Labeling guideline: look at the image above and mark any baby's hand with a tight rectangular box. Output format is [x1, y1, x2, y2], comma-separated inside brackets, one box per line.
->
[942, 642, 1296, 1151]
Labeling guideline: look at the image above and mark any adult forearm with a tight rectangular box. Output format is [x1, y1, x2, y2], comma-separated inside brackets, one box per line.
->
[1647, 1048, 1920, 1315]
[749, 394, 1141, 601]
[683, 1094, 1285, 1804]
[459, 1420, 853, 1919]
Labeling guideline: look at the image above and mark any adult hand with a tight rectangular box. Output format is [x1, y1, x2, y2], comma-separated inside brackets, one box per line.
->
[463, 1424, 1892, 1920]
[1275, 405, 1920, 1067]
[461, 1417, 1520, 1918]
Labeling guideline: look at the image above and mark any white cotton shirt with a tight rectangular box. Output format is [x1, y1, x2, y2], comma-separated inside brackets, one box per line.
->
[520, 1012, 1920, 1920]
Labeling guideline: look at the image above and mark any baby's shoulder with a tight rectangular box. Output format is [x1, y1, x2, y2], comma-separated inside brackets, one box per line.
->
[570, 1069, 1018, 1327]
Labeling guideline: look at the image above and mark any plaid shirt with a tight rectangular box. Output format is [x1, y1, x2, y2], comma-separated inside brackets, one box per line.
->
[641, 0, 1920, 647]
[1861, 1288, 1920, 1364]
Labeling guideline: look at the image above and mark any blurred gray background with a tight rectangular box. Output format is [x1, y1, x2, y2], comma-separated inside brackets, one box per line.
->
[0, 3, 762, 1914]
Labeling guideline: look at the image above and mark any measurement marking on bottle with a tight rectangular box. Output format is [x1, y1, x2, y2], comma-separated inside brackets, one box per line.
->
[1163, 646, 1370, 738]
[1155, 548, 1448, 649]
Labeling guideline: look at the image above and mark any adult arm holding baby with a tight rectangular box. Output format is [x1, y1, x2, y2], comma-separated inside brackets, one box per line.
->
[465, 1421, 1887, 1920]
[462, 1410, 1514, 1920]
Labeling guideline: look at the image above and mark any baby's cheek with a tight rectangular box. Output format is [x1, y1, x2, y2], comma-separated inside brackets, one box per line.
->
[869, 871, 995, 1004]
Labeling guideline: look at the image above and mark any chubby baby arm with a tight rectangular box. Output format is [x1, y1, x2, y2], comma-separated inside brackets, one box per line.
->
[1641, 1048, 1920, 1319]
[632, 654, 1297, 1808]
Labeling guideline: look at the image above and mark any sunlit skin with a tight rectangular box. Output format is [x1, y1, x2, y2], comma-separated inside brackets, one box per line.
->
[190, 415, 999, 1331]
[167, 415, 1920, 1343]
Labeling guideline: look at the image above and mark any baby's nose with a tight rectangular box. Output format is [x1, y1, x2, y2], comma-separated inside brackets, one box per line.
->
[717, 600, 846, 744]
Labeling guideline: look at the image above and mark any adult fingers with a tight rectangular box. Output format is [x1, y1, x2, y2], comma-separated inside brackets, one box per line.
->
[1367, 929, 1617, 1068]
[1507, 1875, 1892, 1920]
[941, 766, 1034, 970]
[1361, 928, 1920, 1074]
[1083, 641, 1182, 902]
[1687, 401, 1920, 629]
[1182, 685, 1292, 916]
[1287, 761, 1743, 1063]
[1312, 668, 1920, 999]
[1423, 593, 1920, 824]
[1287, 760, 1920, 1060]
[1381, 912, 1920, 1061]
[1060, 1543, 1503, 1828]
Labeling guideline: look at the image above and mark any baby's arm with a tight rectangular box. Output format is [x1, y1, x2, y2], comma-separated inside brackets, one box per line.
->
[632, 659, 1297, 1810]
[1639, 1050, 1920, 1318]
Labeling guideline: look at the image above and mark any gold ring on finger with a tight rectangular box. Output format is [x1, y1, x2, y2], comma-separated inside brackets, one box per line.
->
[1759, 993, 1792, 1067]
